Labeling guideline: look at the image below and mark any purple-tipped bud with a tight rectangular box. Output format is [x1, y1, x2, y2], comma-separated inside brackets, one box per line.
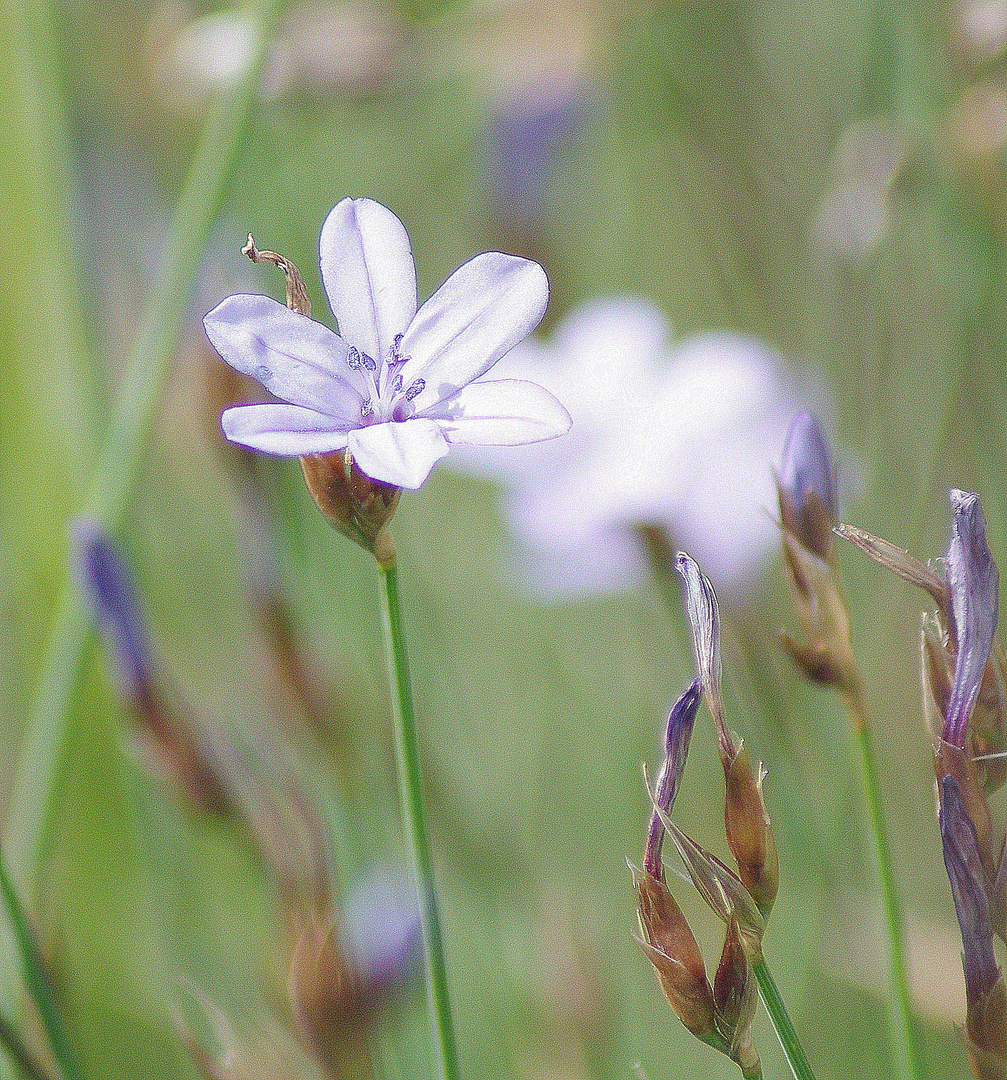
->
[776, 411, 838, 562]
[645, 679, 702, 879]
[944, 491, 1000, 749]
[290, 867, 420, 1074]
[940, 774, 1007, 1071]
[69, 516, 153, 701]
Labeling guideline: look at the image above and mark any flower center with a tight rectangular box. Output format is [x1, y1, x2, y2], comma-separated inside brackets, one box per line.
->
[348, 333, 425, 425]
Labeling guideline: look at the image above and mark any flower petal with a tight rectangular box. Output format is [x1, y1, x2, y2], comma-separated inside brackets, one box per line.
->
[397, 252, 548, 411]
[426, 379, 571, 445]
[222, 403, 351, 456]
[204, 294, 362, 418]
[319, 198, 417, 365]
[348, 419, 449, 489]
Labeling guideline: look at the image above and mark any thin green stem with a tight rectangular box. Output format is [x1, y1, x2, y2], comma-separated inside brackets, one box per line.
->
[0, 852, 79, 1080]
[377, 561, 460, 1080]
[5, 0, 287, 896]
[750, 952, 817, 1080]
[0, 1005, 55, 1080]
[843, 687, 923, 1080]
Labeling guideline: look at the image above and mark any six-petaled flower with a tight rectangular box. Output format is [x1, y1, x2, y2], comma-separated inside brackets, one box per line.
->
[203, 198, 571, 490]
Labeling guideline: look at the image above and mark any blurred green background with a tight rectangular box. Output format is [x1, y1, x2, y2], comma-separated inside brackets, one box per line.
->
[4, 0, 1007, 1077]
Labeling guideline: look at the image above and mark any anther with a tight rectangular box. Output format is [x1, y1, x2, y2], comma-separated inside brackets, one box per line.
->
[404, 379, 425, 402]
[347, 347, 363, 370]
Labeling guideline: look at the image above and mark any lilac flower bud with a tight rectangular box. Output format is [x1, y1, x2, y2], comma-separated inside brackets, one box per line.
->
[940, 773, 1007, 1073]
[944, 490, 1000, 749]
[69, 516, 153, 702]
[776, 411, 838, 561]
[645, 679, 701, 879]
[941, 774, 999, 1005]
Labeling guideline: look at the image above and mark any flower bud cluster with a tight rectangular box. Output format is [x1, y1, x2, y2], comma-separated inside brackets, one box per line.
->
[633, 554, 778, 1077]
[843, 488, 1007, 1077]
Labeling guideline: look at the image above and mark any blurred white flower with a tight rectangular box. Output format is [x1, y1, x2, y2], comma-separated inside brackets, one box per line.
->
[453, 299, 823, 599]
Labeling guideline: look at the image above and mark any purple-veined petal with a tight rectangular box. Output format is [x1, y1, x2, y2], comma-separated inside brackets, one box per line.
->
[426, 379, 571, 445]
[319, 198, 417, 365]
[397, 252, 548, 411]
[348, 418, 449, 489]
[944, 489, 1000, 748]
[204, 294, 362, 418]
[222, 403, 352, 456]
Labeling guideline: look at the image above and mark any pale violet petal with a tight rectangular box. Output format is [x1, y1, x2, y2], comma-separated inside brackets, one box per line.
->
[204, 294, 363, 419]
[426, 379, 571, 446]
[222, 403, 351, 456]
[319, 198, 417, 364]
[348, 419, 449, 489]
[397, 252, 548, 412]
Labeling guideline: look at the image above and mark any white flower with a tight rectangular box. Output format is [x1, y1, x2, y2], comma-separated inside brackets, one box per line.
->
[453, 299, 823, 598]
[203, 198, 571, 489]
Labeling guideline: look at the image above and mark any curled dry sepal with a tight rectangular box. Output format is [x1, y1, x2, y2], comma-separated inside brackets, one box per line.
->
[774, 411, 861, 695]
[633, 554, 781, 1077]
[203, 198, 571, 562]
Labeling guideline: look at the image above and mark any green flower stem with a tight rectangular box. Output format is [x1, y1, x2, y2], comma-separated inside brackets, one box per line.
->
[6, 0, 287, 896]
[842, 685, 923, 1080]
[0, 850, 79, 1080]
[377, 560, 460, 1080]
[750, 951, 817, 1080]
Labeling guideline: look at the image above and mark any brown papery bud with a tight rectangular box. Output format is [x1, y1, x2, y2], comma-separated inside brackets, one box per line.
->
[301, 450, 400, 567]
[723, 744, 778, 917]
[963, 972, 1007, 1080]
[713, 917, 760, 1075]
[288, 917, 374, 1080]
[631, 866, 715, 1041]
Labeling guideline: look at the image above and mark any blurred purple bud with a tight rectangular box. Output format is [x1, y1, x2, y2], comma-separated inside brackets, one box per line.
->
[776, 411, 838, 561]
[940, 774, 1000, 1003]
[69, 516, 153, 701]
[339, 866, 421, 992]
[485, 86, 589, 222]
[645, 679, 702, 878]
[944, 490, 1000, 748]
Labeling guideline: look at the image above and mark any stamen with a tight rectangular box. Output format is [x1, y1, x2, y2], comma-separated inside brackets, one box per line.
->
[391, 374, 404, 393]
[361, 352, 377, 372]
[360, 399, 373, 418]
[347, 347, 363, 370]
[404, 378, 425, 402]
[390, 333, 404, 364]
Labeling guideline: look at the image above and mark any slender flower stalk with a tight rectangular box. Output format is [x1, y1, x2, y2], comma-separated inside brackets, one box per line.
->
[378, 562, 459, 1080]
[777, 411, 921, 1080]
